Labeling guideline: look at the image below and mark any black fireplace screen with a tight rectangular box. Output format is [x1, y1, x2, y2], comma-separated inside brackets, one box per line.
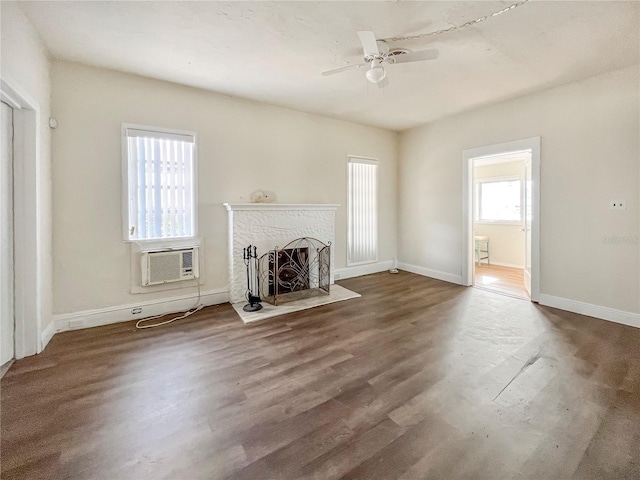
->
[258, 237, 331, 306]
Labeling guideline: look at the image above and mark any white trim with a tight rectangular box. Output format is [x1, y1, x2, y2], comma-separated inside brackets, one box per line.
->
[474, 222, 525, 226]
[347, 154, 379, 166]
[0, 80, 24, 110]
[473, 150, 531, 166]
[462, 137, 540, 302]
[486, 261, 525, 269]
[223, 203, 339, 211]
[475, 174, 524, 182]
[131, 237, 201, 249]
[40, 321, 55, 350]
[539, 294, 640, 329]
[334, 260, 393, 280]
[1, 75, 45, 358]
[53, 288, 229, 333]
[122, 123, 196, 138]
[125, 127, 194, 143]
[397, 262, 463, 285]
[346, 259, 382, 268]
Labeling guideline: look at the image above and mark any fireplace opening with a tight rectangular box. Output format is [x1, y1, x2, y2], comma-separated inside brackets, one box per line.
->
[258, 237, 330, 306]
[268, 247, 309, 296]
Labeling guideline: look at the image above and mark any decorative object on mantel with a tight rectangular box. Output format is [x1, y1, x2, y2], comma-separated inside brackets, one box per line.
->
[258, 237, 331, 306]
[242, 245, 262, 312]
[250, 190, 277, 203]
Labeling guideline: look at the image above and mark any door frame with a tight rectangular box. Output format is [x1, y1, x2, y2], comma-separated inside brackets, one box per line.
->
[462, 137, 541, 302]
[1, 101, 15, 365]
[1, 76, 44, 357]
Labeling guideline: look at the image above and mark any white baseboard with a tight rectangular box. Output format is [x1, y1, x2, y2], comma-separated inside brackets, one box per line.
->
[539, 294, 640, 329]
[40, 321, 56, 351]
[334, 261, 393, 280]
[397, 262, 462, 285]
[485, 261, 524, 269]
[53, 288, 229, 333]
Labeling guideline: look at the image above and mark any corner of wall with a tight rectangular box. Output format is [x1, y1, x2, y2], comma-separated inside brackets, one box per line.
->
[2, 2, 54, 356]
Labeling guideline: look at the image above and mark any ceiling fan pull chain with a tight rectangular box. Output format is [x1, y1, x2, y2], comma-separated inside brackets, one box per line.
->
[381, 0, 530, 43]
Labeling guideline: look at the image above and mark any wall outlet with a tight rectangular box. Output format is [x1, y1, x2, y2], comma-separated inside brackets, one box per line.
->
[609, 200, 626, 210]
[131, 307, 143, 315]
[69, 318, 85, 329]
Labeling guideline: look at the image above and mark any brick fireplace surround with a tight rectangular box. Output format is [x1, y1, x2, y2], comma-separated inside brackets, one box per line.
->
[223, 204, 339, 304]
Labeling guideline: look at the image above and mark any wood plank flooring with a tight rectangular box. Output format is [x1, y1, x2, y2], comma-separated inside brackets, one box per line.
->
[2, 272, 639, 479]
[475, 264, 529, 299]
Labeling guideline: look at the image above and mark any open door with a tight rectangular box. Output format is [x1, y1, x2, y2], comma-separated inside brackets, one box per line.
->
[523, 157, 532, 296]
[462, 137, 540, 302]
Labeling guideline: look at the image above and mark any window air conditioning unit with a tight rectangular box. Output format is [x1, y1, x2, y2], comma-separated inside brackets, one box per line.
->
[141, 247, 199, 286]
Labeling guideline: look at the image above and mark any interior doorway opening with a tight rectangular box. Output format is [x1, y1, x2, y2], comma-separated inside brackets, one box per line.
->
[472, 152, 530, 299]
[1, 77, 46, 359]
[462, 137, 540, 302]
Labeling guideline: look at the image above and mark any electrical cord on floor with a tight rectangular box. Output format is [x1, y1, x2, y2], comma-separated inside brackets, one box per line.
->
[135, 278, 203, 329]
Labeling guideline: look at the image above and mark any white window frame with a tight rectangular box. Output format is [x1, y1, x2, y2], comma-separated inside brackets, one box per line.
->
[474, 175, 524, 225]
[347, 155, 378, 266]
[122, 123, 198, 243]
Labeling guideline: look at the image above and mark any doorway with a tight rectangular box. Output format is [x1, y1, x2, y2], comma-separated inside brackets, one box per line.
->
[1, 77, 44, 359]
[472, 152, 529, 298]
[1, 101, 15, 369]
[462, 137, 540, 302]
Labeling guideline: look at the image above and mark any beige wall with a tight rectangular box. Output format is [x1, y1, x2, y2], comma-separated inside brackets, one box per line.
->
[51, 61, 398, 315]
[399, 65, 640, 314]
[1, 2, 53, 352]
[474, 160, 525, 267]
[14, 11, 638, 330]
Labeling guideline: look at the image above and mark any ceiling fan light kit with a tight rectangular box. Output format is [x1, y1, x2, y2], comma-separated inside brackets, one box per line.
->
[322, 30, 438, 85]
[322, 0, 531, 86]
[365, 60, 386, 84]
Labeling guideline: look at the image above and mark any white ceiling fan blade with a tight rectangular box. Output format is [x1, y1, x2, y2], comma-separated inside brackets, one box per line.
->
[390, 49, 439, 64]
[322, 63, 366, 76]
[357, 31, 380, 56]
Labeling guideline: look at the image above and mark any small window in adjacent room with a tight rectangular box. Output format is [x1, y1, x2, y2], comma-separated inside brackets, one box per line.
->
[123, 125, 197, 241]
[475, 178, 522, 223]
[347, 156, 378, 266]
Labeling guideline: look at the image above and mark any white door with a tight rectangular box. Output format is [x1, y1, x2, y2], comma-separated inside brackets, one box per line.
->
[523, 156, 532, 296]
[1, 101, 14, 365]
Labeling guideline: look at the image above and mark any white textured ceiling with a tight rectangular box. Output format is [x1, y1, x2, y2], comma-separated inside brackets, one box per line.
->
[17, 1, 640, 131]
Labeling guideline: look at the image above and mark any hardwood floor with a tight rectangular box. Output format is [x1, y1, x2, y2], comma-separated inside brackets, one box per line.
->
[2, 272, 639, 479]
[475, 264, 529, 299]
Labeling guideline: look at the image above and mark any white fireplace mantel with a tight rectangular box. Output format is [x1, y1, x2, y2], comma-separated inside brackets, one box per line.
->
[223, 203, 339, 304]
[224, 203, 339, 212]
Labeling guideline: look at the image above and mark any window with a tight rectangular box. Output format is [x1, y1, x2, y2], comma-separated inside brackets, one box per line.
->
[123, 125, 196, 241]
[348, 157, 378, 265]
[475, 178, 522, 223]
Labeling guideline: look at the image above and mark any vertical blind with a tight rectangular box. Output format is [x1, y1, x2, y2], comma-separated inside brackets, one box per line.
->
[126, 128, 195, 240]
[348, 158, 378, 265]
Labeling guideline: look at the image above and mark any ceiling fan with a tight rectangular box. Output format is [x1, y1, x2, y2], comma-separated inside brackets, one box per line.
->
[322, 31, 439, 85]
